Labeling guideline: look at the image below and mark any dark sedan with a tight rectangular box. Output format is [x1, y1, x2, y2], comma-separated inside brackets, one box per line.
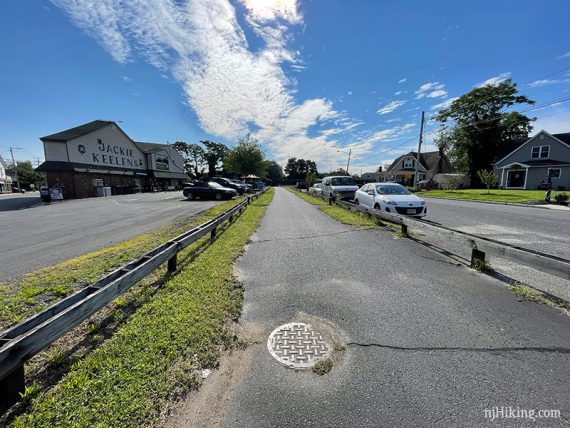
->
[183, 181, 237, 200]
[210, 177, 246, 195]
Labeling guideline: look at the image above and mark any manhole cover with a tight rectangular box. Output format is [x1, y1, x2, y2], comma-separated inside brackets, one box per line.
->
[267, 322, 331, 369]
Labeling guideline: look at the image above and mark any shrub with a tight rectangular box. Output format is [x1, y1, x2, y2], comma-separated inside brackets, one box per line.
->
[554, 193, 568, 203]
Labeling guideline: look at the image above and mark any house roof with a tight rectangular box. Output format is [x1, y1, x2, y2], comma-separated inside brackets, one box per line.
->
[494, 138, 527, 162]
[553, 132, 570, 145]
[388, 150, 442, 172]
[134, 141, 169, 153]
[36, 160, 146, 174]
[41, 120, 114, 142]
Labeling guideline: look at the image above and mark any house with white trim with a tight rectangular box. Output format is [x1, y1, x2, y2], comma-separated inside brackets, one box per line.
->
[492, 130, 570, 190]
[0, 154, 12, 193]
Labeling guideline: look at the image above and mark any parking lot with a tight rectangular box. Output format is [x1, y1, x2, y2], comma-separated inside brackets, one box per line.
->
[0, 192, 224, 280]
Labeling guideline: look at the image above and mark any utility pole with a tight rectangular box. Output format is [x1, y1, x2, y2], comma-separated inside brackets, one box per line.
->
[413, 111, 425, 188]
[9, 147, 22, 192]
[34, 158, 42, 168]
[346, 148, 352, 175]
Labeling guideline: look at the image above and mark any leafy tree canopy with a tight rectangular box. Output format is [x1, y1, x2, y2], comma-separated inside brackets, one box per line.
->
[262, 160, 284, 183]
[224, 134, 265, 177]
[435, 79, 534, 187]
[7, 160, 46, 190]
[284, 157, 318, 179]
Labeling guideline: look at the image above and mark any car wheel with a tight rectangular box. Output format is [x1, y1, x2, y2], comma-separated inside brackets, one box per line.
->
[374, 203, 380, 210]
[215, 193, 222, 200]
[186, 193, 194, 200]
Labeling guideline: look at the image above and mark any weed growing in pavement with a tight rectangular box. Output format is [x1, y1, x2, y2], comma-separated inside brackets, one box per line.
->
[510, 284, 550, 305]
[312, 358, 334, 375]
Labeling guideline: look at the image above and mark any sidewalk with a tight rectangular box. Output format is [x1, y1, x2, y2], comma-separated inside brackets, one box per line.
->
[166, 187, 570, 427]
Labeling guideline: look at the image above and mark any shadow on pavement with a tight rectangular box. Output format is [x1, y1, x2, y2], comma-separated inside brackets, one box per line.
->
[0, 196, 43, 212]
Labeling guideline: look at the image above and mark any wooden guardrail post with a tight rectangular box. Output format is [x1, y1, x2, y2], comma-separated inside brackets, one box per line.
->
[167, 253, 177, 273]
[0, 365, 24, 411]
[210, 226, 217, 243]
[401, 224, 409, 237]
[471, 248, 486, 270]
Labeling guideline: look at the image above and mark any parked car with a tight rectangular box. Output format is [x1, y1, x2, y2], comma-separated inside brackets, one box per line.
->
[230, 179, 252, 192]
[12, 187, 26, 193]
[417, 179, 438, 190]
[39, 186, 51, 202]
[354, 182, 426, 218]
[210, 177, 246, 194]
[296, 180, 308, 190]
[321, 176, 359, 200]
[183, 181, 237, 200]
[309, 183, 322, 195]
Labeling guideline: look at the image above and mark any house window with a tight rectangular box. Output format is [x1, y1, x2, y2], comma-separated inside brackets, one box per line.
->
[548, 168, 561, 179]
[403, 158, 414, 168]
[531, 145, 549, 159]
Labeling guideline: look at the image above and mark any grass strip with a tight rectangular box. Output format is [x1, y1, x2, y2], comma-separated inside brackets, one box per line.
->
[12, 189, 274, 428]
[284, 187, 378, 229]
[0, 196, 248, 329]
[420, 189, 547, 203]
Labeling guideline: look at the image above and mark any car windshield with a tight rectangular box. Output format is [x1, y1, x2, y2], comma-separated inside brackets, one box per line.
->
[331, 177, 356, 186]
[208, 182, 224, 189]
[315, 184, 322, 188]
[375, 184, 411, 195]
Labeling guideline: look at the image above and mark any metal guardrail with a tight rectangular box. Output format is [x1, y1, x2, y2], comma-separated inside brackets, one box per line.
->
[307, 190, 570, 281]
[0, 190, 266, 409]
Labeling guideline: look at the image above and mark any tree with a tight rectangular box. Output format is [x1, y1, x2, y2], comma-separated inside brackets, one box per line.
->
[6, 161, 46, 190]
[284, 157, 318, 179]
[305, 172, 318, 187]
[324, 168, 349, 176]
[172, 141, 206, 178]
[477, 169, 498, 194]
[262, 160, 284, 183]
[201, 140, 229, 177]
[435, 80, 534, 187]
[224, 134, 265, 177]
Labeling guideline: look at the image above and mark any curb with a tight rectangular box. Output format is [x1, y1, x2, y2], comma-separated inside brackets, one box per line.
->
[421, 195, 570, 211]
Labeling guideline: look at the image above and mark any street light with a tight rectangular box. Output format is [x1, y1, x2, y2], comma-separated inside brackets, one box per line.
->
[336, 148, 352, 174]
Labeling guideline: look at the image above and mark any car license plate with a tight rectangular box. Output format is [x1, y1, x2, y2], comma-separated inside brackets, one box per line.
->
[406, 209, 416, 214]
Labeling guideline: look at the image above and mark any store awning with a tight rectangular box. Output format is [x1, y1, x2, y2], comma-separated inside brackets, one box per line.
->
[149, 171, 190, 180]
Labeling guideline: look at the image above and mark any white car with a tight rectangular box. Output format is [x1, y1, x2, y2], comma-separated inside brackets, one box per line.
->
[309, 183, 322, 195]
[354, 182, 427, 218]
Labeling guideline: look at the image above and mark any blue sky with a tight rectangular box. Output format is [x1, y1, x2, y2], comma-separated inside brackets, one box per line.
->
[1, 0, 570, 172]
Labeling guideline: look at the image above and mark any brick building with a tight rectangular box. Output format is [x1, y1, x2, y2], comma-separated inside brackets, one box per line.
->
[36, 120, 189, 199]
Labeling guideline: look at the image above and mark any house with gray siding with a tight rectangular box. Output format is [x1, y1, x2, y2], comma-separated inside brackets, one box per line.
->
[0, 154, 12, 193]
[492, 130, 570, 190]
[381, 148, 452, 186]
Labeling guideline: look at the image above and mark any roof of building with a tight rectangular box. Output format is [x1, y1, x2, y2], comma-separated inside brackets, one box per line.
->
[134, 141, 170, 153]
[388, 150, 443, 172]
[41, 120, 115, 142]
[494, 131, 570, 163]
[36, 160, 146, 174]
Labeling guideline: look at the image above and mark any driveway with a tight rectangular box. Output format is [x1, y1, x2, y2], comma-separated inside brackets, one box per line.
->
[168, 188, 570, 427]
[0, 192, 224, 280]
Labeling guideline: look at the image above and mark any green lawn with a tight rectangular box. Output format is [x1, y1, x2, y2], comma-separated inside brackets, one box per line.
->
[420, 189, 549, 203]
[12, 189, 274, 428]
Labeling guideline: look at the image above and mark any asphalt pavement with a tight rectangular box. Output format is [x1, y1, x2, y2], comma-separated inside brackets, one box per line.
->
[0, 192, 223, 280]
[424, 197, 569, 259]
[421, 197, 570, 300]
[214, 188, 569, 427]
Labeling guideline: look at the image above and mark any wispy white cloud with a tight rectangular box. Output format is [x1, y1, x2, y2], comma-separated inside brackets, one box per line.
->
[556, 51, 570, 60]
[121, 75, 131, 82]
[398, 78, 407, 84]
[394, 90, 405, 96]
[50, 0, 355, 170]
[476, 72, 511, 87]
[415, 82, 447, 99]
[527, 78, 570, 88]
[430, 97, 458, 110]
[377, 100, 406, 115]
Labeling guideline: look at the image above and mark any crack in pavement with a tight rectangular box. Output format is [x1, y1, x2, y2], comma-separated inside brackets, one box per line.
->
[347, 342, 570, 354]
[253, 229, 360, 243]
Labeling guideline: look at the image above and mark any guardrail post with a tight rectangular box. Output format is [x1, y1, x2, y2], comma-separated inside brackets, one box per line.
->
[401, 224, 408, 237]
[328, 196, 334, 205]
[0, 365, 25, 411]
[471, 249, 486, 270]
[229, 214, 234, 223]
[167, 253, 177, 273]
[247, 196, 251, 204]
[210, 226, 217, 243]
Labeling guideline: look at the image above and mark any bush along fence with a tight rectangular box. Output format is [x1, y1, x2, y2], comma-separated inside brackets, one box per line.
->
[309, 190, 570, 281]
[0, 190, 266, 410]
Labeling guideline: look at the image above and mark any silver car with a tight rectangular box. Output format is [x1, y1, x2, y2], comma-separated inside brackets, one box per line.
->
[354, 182, 426, 218]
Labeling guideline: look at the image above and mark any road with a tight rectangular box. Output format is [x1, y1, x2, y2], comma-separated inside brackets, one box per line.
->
[424, 197, 569, 259]
[169, 188, 570, 427]
[0, 192, 223, 280]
